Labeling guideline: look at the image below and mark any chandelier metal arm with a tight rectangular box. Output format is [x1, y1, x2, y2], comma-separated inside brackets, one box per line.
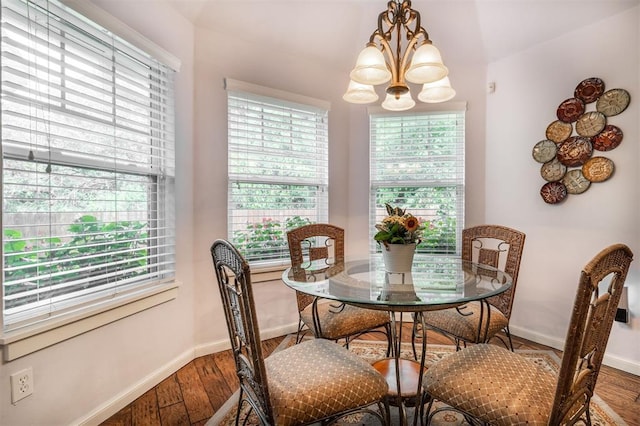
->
[344, 0, 454, 109]
[368, 0, 431, 96]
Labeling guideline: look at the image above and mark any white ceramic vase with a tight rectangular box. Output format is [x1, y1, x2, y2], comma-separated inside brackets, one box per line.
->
[381, 242, 416, 272]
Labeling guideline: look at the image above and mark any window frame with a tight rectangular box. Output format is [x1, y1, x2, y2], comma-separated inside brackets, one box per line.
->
[369, 103, 466, 256]
[0, 0, 180, 361]
[225, 79, 330, 268]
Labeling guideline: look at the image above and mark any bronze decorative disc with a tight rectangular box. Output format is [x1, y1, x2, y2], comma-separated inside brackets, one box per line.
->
[593, 125, 623, 151]
[556, 136, 593, 167]
[532, 140, 557, 163]
[545, 120, 573, 143]
[540, 158, 567, 182]
[562, 169, 591, 194]
[575, 111, 606, 137]
[556, 97, 585, 123]
[596, 88, 630, 117]
[540, 181, 568, 204]
[582, 157, 614, 182]
[574, 77, 605, 104]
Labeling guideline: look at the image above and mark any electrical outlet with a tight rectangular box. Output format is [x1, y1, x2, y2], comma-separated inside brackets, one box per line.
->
[10, 367, 33, 403]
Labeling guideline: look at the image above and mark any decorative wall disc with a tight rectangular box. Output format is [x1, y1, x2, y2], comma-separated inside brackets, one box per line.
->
[532, 140, 557, 163]
[533, 77, 628, 204]
[574, 77, 605, 103]
[556, 97, 585, 122]
[582, 157, 614, 182]
[596, 88, 630, 116]
[540, 158, 567, 182]
[545, 120, 572, 143]
[592, 125, 623, 151]
[540, 181, 568, 204]
[556, 136, 593, 167]
[575, 111, 606, 137]
[562, 169, 591, 194]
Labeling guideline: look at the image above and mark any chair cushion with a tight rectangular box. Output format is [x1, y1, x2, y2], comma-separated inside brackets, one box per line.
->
[300, 302, 390, 340]
[265, 339, 388, 426]
[423, 344, 556, 425]
[422, 301, 508, 343]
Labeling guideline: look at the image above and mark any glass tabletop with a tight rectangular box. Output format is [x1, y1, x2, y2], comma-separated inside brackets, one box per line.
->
[282, 254, 512, 312]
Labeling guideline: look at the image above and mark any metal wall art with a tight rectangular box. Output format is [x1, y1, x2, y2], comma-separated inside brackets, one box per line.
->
[533, 77, 630, 204]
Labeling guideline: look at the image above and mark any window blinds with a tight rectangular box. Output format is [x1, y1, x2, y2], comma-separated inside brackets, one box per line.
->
[370, 110, 465, 255]
[226, 83, 328, 265]
[1, 0, 176, 328]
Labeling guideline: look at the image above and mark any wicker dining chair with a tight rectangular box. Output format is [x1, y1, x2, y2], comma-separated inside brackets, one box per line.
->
[420, 243, 633, 426]
[287, 224, 392, 349]
[416, 225, 525, 352]
[210, 239, 390, 426]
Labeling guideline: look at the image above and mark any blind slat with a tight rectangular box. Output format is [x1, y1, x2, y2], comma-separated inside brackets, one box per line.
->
[370, 111, 465, 256]
[227, 82, 329, 264]
[2, 0, 176, 329]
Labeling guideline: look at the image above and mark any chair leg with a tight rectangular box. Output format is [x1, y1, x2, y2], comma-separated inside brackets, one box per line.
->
[505, 326, 514, 351]
[385, 322, 393, 357]
[411, 315, 420, 360]
[295, 317, 308, 343]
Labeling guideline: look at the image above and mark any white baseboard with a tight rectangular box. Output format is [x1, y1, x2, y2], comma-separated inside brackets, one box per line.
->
[75, 322, 639, 425]
[75, 322, 298, 425]
[509, 325, 640, 375]
[194, 323, 298, 358]
[75, 347, 195, 425]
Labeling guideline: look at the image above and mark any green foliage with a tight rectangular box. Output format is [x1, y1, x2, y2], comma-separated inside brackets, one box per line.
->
[233, 215, 312, 261]
[3, 216, 148, 308]
[374, 203, 424, 246]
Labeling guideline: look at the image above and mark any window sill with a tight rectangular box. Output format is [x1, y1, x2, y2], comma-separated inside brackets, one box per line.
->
[250, 264, 288, 283]
[0, 282, 179, 362]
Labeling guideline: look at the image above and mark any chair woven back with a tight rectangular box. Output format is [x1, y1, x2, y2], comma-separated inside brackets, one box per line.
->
[287, 223, 345, 312]
[210, 239, 274, 424]
[550, 243, 633, 424]
[461, 225, 525, 319]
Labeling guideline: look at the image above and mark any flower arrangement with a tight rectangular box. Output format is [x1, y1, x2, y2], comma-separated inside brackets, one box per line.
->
[374, 203, 424, 246]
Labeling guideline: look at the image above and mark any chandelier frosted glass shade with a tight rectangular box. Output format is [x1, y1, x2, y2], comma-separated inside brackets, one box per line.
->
[349, 45, 392, 86]
[342, 80, 379, 104]
[343, 0, 454, 111]
[405, 43, 448, 84]
[418, 76, 456, 103]
[381, 92, 415, 111]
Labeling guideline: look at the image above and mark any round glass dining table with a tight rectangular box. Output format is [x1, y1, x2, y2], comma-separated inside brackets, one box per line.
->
[282, 254, 512, 426]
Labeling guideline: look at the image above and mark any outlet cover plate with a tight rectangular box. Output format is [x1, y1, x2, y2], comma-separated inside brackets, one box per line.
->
[10, 367, 33, 403]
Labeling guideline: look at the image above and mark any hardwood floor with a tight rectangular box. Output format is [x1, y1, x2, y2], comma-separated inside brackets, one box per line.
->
[101, 326, 640, 426]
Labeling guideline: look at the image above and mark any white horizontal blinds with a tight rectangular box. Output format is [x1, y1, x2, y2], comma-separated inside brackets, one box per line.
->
[1, 0, 176, 328]
[227, 86, 329, 265]
[370, 111, 465, 255]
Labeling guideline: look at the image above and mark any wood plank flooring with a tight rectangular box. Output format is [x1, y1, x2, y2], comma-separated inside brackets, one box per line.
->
[101, 326, 640, 426]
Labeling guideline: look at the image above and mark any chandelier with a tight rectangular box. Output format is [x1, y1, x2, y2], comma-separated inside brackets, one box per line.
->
[343, 0, 455, 111]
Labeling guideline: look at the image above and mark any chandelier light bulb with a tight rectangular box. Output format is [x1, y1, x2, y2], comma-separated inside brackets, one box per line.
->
[343, 80, 379, 104]
[344, 1, 452, 111]
[418, 76, 456, 103]
[382, 91, 415, 111]
[405, 42, 448, 84]
[349, 44, 391, 86]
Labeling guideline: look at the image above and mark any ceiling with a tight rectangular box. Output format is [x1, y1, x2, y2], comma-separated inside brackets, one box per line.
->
[163, 0, 639, 71]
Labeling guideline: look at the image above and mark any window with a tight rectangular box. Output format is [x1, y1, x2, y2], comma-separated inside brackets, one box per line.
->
[1, 0, 176, 331]
[226, 79, 329, 266]
[370, 108, 465, 255]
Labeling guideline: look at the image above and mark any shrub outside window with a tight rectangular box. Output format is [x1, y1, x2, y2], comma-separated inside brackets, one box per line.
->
[1, 0, 176, 330]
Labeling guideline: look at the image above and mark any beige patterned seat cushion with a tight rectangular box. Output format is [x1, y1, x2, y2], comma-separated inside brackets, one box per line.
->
[422, 301, 508, 343]
[300, 302, 389, 340]
[423, 344, 556, 425]
[265, 339, 388, 426]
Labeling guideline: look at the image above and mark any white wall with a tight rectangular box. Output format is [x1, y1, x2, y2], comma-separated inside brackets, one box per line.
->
[190, 26, 355, 346]
[2, 3, 639, 426]
[485, 7, 640, 371]
[0, 2, 196, 425]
